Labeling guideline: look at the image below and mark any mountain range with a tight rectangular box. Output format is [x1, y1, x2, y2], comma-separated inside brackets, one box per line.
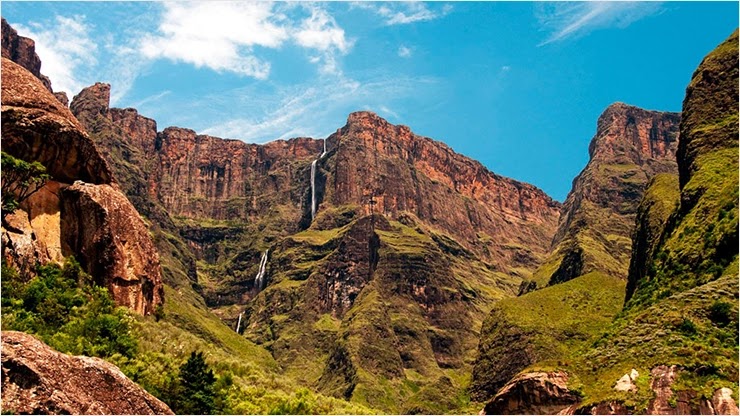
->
[1, 17, 737, 415]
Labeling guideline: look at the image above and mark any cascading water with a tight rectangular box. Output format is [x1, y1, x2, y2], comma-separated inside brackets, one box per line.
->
[310, 139, 328, 220]
[254, 250, 269, 291]
[311, 159, 318, 219]
[235, 312, 243, 333]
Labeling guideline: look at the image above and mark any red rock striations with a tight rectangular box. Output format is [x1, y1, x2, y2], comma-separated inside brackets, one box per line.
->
[327, 111, 561, 269]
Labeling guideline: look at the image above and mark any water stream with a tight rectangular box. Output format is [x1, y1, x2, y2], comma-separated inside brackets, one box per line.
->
[254, 250, 269, 291]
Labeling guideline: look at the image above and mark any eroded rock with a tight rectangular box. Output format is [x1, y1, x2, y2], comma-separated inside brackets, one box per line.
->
[60, 182, 164, 315]
[1, 331, 173, 415]
[483, 371, 580, 415]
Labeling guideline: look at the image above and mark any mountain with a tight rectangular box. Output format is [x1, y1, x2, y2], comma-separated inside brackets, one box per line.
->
[472, 29, 739, 415]
[68, 84, 562, 412]
[526, 103, 680, 290]
[1, 55, 164, 316]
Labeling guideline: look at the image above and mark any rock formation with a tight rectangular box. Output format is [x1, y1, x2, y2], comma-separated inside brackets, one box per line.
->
[1, 53, 163, 315]
[533, 103, 679, 287]
[1, 331, 173, 415]
[1, 17, 52, 92]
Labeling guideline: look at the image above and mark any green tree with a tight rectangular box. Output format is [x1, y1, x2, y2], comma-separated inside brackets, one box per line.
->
[1, 151, 50, 217]
[177, 351, 216, 415]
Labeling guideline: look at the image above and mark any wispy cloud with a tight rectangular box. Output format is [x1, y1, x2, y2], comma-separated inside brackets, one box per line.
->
[353, 2, 453, 26]
[191, 73, 440, 142]
[536, 2, 663, 46]
[14, 15, 97, 96]
[398, 45, 412, 58]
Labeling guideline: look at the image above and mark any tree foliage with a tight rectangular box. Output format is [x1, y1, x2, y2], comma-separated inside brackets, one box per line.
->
[1, 151, 50, 217]
[175, 351, 217, 415]
[1, 259, 137, 359]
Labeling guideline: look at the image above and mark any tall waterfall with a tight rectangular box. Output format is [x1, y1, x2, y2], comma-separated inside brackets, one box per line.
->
[254, 250, 269, 291]
[311, 139, 328, 220]
[235, 312, 243, 333]
[311, 159, 318, 219]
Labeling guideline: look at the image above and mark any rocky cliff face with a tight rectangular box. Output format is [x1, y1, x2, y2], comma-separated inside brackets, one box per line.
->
[1, 17, 52, 92]
[1, 54, 163, 316]
[532, 103, 679, 287]
[473, 30, 739, 416]
[327, 111, 561, 269]
[1, 331, 173, 415]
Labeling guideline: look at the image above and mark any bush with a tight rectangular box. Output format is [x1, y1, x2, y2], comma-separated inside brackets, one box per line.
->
[1, 151, 50, 217]
[174, 351, 217, 415]
[708, 301, 733, 327]
[0, 259, 138, 359]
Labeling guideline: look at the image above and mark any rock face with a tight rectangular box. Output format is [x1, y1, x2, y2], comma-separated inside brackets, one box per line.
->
[327, 111, 561, 268]
[1, 48, 164, 315]
[1, 17, 52, 92]
[483, 371, 580, 415]
[61, 182, 165, 315]
[1, 59, 113, 185]
[532, 103, 679, 287]
[1, 331, 173, 415]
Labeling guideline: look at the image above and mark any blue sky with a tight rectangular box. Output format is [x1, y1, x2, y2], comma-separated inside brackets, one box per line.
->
[2, 2, 737, 201]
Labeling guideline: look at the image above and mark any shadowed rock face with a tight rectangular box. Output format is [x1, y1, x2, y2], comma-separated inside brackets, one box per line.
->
[538, 103, 680, 286]
[1, 59, 114, 185]
[1, 331, 173, 415]
[1, 54, 163, 316]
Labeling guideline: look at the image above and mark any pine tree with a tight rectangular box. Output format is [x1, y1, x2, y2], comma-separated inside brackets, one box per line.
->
[177, 351, 216, 415]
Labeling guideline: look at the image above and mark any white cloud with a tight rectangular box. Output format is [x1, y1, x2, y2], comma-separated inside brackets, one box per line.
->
[139, 2, 285, 79]
[536, 2, 663, 46]
[139, 2, 353, 78]
[501, 65, 511, 71]
[398, 46, 412, 58]
[14, 16, 97, 95]
[354, 2, 453, 26]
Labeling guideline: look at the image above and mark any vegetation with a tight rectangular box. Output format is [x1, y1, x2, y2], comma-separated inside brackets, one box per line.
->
[1, 151, 50, 217]
[1, 258, 137, 359]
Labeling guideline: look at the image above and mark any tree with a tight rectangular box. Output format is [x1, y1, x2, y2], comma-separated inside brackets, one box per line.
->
[177, 351, 216, 415]
[1, 152, 50, 218]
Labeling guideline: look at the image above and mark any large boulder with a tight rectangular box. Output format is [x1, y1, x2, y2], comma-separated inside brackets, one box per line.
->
[1, 331, 173, 415]
[61, 182, 164, 316]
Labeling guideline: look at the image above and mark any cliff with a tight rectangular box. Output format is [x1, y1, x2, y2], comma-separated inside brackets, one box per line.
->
[1, 17, 52, 92]
[531, 103, 679, 287]
[472, 29, 739, 415]
[1, 331, 173, 415]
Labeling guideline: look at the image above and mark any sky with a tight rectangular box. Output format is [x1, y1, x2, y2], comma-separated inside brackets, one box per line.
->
[2, 1, 737, 201]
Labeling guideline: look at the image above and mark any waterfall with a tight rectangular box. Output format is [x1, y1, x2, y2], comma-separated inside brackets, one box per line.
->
[254, 250, 269, 291]
[235, 312, 243, 333]
[311, 159, 318, 219]
[311, 139, 327, 221]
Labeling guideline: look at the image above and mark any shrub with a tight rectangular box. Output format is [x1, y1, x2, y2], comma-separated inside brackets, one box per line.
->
[708, 301, 733, 327]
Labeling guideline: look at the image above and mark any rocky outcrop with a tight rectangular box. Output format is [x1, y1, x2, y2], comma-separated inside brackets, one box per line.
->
[1, 17, 52, 91]
[61, 182, 165, 315]
[534, 103, 679, 287]
[483, 371, 580, 415]
[1, 48, 164, 315]
[1, 59, 113, 184]
[1, 331, 173, 415]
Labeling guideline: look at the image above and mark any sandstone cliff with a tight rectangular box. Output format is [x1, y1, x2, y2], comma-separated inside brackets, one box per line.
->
[1, 55, 163, 315]
[1, 331, 173, 415]
[473, 29, 739, 415]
